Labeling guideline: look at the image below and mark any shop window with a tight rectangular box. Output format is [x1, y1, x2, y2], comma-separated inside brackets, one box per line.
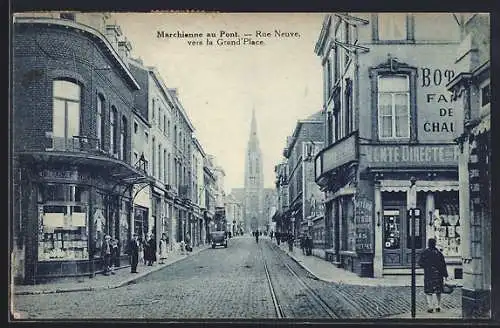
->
[376, 13, 408, 41]
[38, 184, 88, 261]
[432, 191, 460, 257]
[52, 80, 81, 150]
[377, 75, 410, 139]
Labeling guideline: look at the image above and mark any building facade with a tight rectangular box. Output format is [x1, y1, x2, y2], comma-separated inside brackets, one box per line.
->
[192, 137, 207, 245]
[203, 156, 217, 240]
[272, 161, 289, 237]
[446, 13, 490, 319]
[314, 13, 463, 277]
[12, 13, 150, 283]
[282, 111, 325, 240]
[225, 194, 243, 236]
[244, 109, 264, 232]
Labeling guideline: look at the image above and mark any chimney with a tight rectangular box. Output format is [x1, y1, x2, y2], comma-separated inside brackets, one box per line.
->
[168, 88, 178, 98]
[118, 37, 132, 64]
[104, 24, 122, 52]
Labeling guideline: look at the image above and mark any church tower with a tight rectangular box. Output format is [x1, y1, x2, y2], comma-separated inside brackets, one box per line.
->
[244, 108, 264, 232]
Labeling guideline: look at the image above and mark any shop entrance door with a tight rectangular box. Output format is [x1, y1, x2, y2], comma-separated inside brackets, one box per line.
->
[383, 203, 425, 267]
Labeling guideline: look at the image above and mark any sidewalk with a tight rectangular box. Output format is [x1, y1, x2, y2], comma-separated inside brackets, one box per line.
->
[386, 307, 462, 319]
[274, 242, 462, 288]
[12, 244, 209, 296]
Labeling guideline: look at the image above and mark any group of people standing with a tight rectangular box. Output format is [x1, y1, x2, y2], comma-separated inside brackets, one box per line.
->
[102, 232, 170, 274]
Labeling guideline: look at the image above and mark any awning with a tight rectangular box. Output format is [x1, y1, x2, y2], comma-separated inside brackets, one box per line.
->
[324, 187, 356, 203]
[471, 113, 490, 136]
[380, 180, 459, 192]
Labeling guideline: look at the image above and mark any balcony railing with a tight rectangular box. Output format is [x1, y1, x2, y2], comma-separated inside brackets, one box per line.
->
[47, 135, 109, 155]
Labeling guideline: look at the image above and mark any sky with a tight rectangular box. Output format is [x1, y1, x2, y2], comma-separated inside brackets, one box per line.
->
[113, 13, 325, 194]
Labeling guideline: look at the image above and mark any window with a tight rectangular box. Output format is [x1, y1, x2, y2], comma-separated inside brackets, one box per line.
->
[377, 13, 407, 41]
[324, 58, 332, 101]
[158, 143, 162, 181]
[96, 95, 105, 149]
[152, 99, 155, 121]
[333, 46, 340, 85]
[144, 131, 149, 144]
[120, 116, 127, 161]
[134, 152, 138, 162]
[134, 121, 138, 134]
[38, 184, 88, 261]
[344, 21, 350, 66]
[481, 83, 490, 107]
[52, 80, 81, 150]
[168, 153, 171, 185]
[377, 75, 410, 139]
[152, 137, 156, 176]
[174, 126, 177, 145]
[164, 149, 168, 184]
[344, 79, 353, 134]
[163, 115, 167, 135]
[110, 107, 117, 154]
[167, 120, 171, 137]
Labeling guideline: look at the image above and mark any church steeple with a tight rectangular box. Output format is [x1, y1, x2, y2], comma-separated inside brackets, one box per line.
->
[248, 107, 260, 149]
[244, 107, 264, 232]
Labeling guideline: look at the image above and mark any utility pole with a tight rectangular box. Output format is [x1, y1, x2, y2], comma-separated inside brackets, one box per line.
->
[408, 176, 418, 319]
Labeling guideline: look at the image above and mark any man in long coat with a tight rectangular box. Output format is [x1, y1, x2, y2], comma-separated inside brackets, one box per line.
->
[127, 233, 140, 273]
[418, 238, 448, 313]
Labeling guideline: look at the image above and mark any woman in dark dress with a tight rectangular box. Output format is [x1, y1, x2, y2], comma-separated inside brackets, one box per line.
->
[418, 238, 448, 313]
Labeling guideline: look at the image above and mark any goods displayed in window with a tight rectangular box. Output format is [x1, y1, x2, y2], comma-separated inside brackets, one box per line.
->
[431, 210, 461, 257]
[384, 210, 400, 249]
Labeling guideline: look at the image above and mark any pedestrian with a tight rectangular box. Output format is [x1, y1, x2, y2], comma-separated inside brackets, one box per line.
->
[101, 235, 112, 276]
[418, 238, 449, 313]
[277, 232, 281, 246]
[306, 234, 313, 256]
[158, 233, 168, 264]
[185, 233, 192, 252]
[138, 236, 145, 265]
[110, 238, 119, 275]
[288, 233, 294, 252]
[126, 232, 140, 273]
[300, 234, 306, 255]
[145, 233, 156, 266]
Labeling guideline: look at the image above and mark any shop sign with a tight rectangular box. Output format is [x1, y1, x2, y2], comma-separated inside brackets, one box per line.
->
[319, 133, 357, 176]
[361, 144, 459, 167]
[355, 195, 373, 252]
[38, 169, 91, 183]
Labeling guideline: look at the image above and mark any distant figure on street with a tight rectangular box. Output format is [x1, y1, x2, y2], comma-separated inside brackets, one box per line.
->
[101, 235, 112, 276]
[305, 234, 313, 256]
[418, 238, 448, 313]
[276, 232, 281, 246]
[300, 234, 306, 255]
[255, 230, 259, 243]
[138, 236, 145, 265]
[185, 233, 192, 252]
[288, 233, 294, 252]
[126, 233, 140, 273]
[110, 238, 119, 274]
[158, 233, 168, 264]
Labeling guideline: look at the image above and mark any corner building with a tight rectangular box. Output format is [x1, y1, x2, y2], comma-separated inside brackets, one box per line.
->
[12, 14, 150, 283]
[314, 13, 463, 278]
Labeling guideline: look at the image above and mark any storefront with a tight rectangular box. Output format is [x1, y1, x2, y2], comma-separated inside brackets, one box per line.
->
[17, 154, 149, 284]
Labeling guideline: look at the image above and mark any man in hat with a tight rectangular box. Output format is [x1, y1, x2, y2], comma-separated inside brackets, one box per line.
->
[126, 233, 140, 273]
[101, 235, 112, 276]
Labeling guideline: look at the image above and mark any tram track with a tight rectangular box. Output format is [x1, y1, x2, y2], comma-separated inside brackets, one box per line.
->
[260, 240, 339, 319]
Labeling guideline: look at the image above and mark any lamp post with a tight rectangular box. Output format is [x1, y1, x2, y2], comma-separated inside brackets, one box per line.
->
[409, 176, 417, 319]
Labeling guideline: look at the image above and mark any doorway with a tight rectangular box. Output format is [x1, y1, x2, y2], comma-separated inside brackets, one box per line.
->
[382, 192, 425, 267]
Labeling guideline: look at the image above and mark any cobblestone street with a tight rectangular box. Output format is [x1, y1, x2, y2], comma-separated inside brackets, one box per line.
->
[12, 237, 461, 320]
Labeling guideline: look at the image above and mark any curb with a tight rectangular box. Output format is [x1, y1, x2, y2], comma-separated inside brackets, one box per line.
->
[273, 242, 453, 288]
[14, 246, 210, 295]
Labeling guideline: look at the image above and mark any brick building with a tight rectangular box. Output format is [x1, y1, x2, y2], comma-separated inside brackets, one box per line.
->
[314, 13, 463, 277]
[12, 14, 150, 283]
[280, 111, 325, 240]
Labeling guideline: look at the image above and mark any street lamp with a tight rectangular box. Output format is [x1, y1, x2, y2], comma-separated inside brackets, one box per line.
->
[409, 176, 418, 319]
